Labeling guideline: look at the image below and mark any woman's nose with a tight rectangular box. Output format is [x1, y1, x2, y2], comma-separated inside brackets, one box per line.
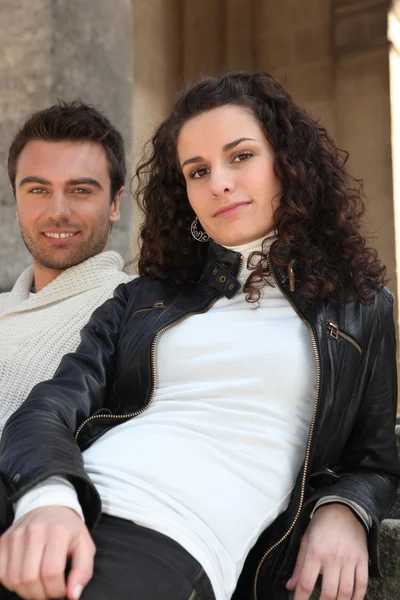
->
[209, 168, 236, 196]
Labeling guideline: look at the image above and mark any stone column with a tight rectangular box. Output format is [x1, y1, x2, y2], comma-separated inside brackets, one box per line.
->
[131, 0, 182, 263]
[133, 0, 181, 150]
[225, 0, 255, 71]
[333, 0, 396, 295]
[182, 0, 224, 81]
[254, 0, 335, 133]
[0, 0, 133, 291]
[0, 0, 52, 292]
[389, 1, 400, 330]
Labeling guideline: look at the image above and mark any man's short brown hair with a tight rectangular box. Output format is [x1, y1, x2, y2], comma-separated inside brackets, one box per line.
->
[8, 100, 126, 200]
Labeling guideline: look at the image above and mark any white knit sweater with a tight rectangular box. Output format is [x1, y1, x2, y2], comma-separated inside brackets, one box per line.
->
[0, 251, 131, 436]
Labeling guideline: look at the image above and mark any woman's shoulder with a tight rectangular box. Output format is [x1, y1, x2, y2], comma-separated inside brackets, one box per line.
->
[337, 283, 394, 343]
[339, 280, 393, 311]
[363, 282, 394, 314]
[117, 275, 182, 307]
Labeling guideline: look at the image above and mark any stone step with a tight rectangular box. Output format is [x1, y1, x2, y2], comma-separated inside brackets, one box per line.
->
[396, 423, 400, 458]
[389, 425, 400, 518]
[367, 425, 399, 598]
[366, 518, 400, 599]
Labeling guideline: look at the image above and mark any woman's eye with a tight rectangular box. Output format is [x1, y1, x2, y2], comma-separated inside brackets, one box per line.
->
[191, 167, 210, 179]
[233, 151, 253, 162]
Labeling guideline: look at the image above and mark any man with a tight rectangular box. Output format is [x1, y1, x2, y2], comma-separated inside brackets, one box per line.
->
[0, 101, 131, 435]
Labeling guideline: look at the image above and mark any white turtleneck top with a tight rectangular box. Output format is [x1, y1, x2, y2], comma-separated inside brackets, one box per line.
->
[15, 236, 318, 600]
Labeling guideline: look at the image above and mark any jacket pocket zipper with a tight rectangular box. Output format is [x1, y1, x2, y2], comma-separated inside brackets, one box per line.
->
[327, 322, 361, 353]
[131, 301, 165, 317]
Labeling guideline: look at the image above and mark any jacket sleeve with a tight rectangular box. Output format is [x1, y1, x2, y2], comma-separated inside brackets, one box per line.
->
[0, 281, 131, 530]
[309, 297, 400, 574]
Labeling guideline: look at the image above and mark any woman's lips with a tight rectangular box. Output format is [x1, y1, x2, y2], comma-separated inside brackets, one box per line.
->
[214, 202, 251, 218]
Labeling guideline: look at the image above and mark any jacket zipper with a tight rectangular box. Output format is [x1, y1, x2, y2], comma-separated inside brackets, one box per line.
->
[148, 255, 243, 414]
[253, 257, 322, 600]
[327, 322, 361, 353]
[76, 257, 244, 441]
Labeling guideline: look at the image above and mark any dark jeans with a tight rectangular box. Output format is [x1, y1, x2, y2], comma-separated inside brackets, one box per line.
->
[0, 513, 216, 600]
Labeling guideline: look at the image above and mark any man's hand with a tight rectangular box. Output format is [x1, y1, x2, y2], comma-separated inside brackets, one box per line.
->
[0, 506, 95, 600]
[286, 503, 369, 600]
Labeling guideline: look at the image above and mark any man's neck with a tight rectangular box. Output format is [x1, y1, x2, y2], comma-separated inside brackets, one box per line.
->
[32, 261, 66, 293]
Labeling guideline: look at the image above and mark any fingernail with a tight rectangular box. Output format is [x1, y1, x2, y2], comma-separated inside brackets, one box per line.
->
[73, 584, 83, 600]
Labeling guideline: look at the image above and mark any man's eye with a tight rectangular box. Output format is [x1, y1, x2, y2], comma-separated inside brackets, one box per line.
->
[233, 151, 253, 162]
[71, 188, 90, 194]
[29, 188, 47, 194]
[190, 167, 210, 179]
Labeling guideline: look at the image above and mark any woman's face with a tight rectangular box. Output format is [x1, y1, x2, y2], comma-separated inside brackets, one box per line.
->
[177, 104, 281, 247]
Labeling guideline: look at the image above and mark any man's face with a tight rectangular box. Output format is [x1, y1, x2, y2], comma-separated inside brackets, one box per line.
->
[14, 140, 122, 272]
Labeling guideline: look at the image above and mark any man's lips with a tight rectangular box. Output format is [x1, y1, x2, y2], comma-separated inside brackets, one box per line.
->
[214, 201, 251, 217]
[41, 231, 80, 244]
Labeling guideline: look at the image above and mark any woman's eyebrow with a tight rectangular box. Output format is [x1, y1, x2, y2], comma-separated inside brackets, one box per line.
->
[222, 137, 256, 152]
[181, 137, 257, 169]
[181, 156, 203, 169]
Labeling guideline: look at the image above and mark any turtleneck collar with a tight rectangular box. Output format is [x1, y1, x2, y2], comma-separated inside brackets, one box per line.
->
[222, 229, 277, 255]
[222, 230, 277, 284]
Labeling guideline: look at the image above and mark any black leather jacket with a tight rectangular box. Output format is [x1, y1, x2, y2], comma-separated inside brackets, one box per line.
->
[0, 242, 399, 600]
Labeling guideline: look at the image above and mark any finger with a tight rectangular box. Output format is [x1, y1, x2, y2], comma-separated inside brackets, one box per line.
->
[287, 533, 309, 590]
[66, 535, 96, 600]
[4, 529, 25, 591]
[39, 527, 71, 599]
[353, 560, 369, 600]
[336, 562, 356, 600]
[320, 561, 341, 600]
[293, 555, 321, 600]
[11, 526, 48, 600]
[0, 536, 9, 583]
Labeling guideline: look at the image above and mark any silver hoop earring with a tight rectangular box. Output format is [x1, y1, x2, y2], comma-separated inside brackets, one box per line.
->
[190, 217, 210, 243]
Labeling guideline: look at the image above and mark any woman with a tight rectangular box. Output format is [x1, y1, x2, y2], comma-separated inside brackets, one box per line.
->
[0, 71, 398, 600]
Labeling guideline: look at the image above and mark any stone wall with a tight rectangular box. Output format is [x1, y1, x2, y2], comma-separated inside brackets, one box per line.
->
[131, 0, 181, 260]
[389, 2, 400, 336]
[0, 0, 133, 292]
[333, 0, 396, 300]
[0, 0, 52, 292]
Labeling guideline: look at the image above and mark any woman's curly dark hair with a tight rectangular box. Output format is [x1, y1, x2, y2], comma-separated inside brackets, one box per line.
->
[135, 71, 385, 303]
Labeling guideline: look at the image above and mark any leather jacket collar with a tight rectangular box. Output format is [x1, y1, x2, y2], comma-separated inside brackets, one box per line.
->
[199, 240, 243, 299]
[200, 239, 297, 306]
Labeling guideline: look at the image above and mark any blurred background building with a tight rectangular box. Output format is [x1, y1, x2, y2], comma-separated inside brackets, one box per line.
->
[1, 0, 399, 312]
[1, 1, 400, 591]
